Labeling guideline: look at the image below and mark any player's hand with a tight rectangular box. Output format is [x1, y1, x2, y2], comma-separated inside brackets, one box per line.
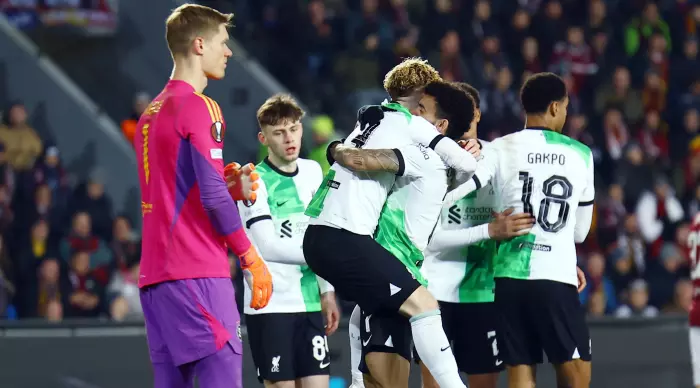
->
[458, 138, 481, 159]
[577, 266, 587, 293]
[225, 162, 260, 202]
[487, 207, 535, 240]
[321, 291, 341, 335]
[240, 247, 273, 309]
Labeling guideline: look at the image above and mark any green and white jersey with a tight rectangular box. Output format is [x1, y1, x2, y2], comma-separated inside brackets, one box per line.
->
[375, 144, 449, 286]
[422, 141, 498, 303]
[238, 157, 324, 315]
[460, 129, 595, 287]
[306, 103, 445, 236]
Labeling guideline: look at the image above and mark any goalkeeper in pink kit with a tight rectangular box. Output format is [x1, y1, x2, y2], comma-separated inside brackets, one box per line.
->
[134, 4, 273, 388]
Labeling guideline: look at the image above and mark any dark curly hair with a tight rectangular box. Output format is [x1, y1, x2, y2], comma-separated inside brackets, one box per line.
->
[423, 81, 476, 140]
[520, 72, 567, 115]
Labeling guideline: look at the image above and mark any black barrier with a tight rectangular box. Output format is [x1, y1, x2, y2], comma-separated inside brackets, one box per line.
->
[0, 316, 694, 388]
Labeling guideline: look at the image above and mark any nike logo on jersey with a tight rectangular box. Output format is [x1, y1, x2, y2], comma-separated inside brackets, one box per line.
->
[495, 359, 503, 366]
[363, 335, 372, 347]
[319, 361, 330, 369]
[440, 345, 450, 352]
[277, 200, 289, 207]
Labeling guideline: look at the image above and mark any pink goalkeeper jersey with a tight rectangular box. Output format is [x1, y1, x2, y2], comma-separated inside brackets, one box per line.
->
[135, 80, 252, 288]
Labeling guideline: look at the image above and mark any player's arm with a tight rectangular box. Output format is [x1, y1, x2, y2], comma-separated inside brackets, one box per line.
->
[408, 119, 477, 173]
[429, 208, 534, 252]
[443, 144, 499, 205]
[182, 96, 254, 260]
[238, 181, 307, 265]
[184, 96, 272, 309]
[574, 154, 595, 243]
[329, 142, 424, 178]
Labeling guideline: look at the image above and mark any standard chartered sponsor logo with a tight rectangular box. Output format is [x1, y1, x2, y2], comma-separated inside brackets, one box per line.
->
[463, 206, 493, 222]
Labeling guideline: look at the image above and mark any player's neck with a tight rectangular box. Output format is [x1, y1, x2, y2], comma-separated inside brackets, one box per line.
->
[524, 116, 558, 132]
[267, 153, 297, 174]
[171, 59, 208, 94]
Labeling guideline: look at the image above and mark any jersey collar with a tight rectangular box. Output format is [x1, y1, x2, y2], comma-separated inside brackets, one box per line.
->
[263, 157, 298, 177]
[525, 126, 556, 132]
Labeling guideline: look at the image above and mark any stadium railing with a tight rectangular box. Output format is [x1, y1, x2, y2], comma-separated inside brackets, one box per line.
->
[0, 315, 692, 388]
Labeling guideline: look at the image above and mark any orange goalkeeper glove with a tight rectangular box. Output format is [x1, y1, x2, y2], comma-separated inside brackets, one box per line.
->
[224, 162, 260, 202]
[239, 246, 273, 310]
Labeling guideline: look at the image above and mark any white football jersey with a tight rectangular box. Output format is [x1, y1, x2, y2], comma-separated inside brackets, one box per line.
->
[422, 141, 498, 303]
[306, 102, 458, 236]
[463, 128, 595, 286]
[238, 158, 324, 315]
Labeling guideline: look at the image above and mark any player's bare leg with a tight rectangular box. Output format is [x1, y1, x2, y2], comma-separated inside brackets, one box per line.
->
[297, 375, 330, 388]
[420, 361, 496, 388]
[362, 352, 410, 388]
[553, 359, 590, 388]
[399, 286, 465, 388]
[506, 365, 536, 388]
[264, 380, 295, 388]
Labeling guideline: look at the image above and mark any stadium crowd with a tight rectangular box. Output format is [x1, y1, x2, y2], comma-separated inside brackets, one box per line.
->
[1, 0, 699, 321]
[0, 101, 148, 321]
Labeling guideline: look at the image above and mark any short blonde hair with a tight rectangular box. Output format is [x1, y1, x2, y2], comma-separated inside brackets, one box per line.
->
[165, 4, 233, 57]
[383, 58, 442, 100]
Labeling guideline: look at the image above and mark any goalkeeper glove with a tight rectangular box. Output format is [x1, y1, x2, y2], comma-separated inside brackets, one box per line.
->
[239, 246, 273, 310]
[224, 162, 260, 202]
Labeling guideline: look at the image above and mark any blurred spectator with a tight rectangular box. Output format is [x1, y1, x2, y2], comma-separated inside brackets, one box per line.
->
[0, 234, 14, 318]
[636, 177, 684, 257]
[624, 3, 671, 58]
[609, 214, 646, 291]
[616, 143, 653, 208]
[61, 250, 104, 318]
[533, 0, 567, 61]
[60, 212, 112, 274]
[67, 169, 114, 242]
[15, 219, 51, 288]
[428, 30, 472, 83]
[0, 102, 43, 172]
[595, 67, 643, 123]
[0, 143, 15, 199]
[110, 215, 140, 270]
[580, 252, 618, 314]
[637, 110, 669, 167]
[120, 92, 150, 145]
[615, 279, 659, 318]
[663, 278, 693, 314]
[671, 37, 699, 90]
[479, 67, 522, 136]
[470, 32, 509, 89]
[107, 255, 141, 321]
[31, 145, 70, 211]
[641, 71, 666, 114]
[597, 183, 627, 248]
[18, 257, 63, 321]
[646, 243, 685, 308]
[548, 26, 598, 96]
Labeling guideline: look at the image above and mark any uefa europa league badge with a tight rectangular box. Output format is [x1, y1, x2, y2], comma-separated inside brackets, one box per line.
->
[211, 121, 225, 143]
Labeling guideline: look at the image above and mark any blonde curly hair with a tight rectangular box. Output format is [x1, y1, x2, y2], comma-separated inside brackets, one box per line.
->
[383, 58, 442, 100]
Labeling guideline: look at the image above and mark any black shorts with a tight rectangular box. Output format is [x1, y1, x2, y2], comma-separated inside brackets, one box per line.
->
[359, 308, 413, 374]
[246, 312, 330, 382]
[494, 277, 591, 366]
[303, 224, 421, 314]
[414, 301, 504, 374]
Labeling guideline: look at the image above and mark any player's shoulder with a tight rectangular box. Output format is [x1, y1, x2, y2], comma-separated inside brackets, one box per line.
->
[182, 92, 224, 123]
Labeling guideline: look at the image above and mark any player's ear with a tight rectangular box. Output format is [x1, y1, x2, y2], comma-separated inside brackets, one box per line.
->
[435, 119, 449, 135]
[193, 36, 206, 56]
[257, 131, 267, 146]
[548, 101, 559, 118]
